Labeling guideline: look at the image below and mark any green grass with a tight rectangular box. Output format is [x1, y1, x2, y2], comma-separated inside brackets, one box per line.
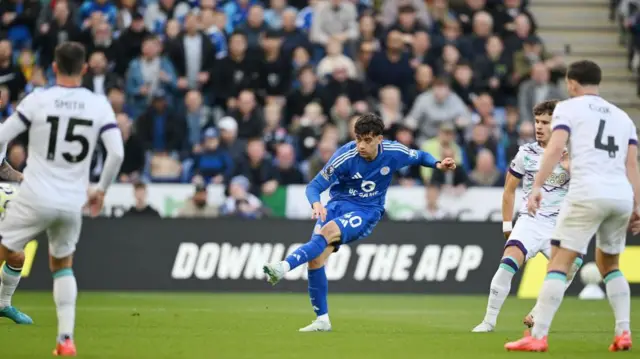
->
[0, 292, 637, 358]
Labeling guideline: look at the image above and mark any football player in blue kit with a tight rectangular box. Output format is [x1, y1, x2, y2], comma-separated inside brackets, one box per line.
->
[263, 113, 456, 332]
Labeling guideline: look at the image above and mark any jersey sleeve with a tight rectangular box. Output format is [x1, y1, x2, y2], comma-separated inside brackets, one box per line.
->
[14, 91, 38, 127]
[98, 99, 118, 136]
[630, 120, 638, 146]
[305, 144, 355, 205]
[551, 101, 572, 134]
[385, 142, 439, 169]
[508, 146, 526, 179]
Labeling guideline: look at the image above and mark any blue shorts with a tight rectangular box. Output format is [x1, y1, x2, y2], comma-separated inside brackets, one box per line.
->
[315, 201, 383, 252]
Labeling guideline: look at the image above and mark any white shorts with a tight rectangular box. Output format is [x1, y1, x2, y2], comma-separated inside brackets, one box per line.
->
[552, 198, 633, 255]
[0, 199, 82, 258]
[507, 215, 554, 261]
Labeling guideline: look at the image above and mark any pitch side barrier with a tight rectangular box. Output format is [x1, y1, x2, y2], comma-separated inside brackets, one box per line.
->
[17, 218, 640, 295]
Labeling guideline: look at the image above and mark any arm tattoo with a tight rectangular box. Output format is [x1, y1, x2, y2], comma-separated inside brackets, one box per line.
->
[0, 160, 22, 182]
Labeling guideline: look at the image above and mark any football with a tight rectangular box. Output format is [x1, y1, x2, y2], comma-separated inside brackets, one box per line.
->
[580, 262, 603, 285]
[0, 183, 17, 214]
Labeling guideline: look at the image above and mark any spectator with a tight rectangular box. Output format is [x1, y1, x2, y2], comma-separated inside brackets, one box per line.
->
[429, 0, 457, 34]
[263, 103, 291, 154]
[409, 31, 437, 69]
[451, 61, 478, 107]
[116, 113, 145, 183]
[218, 116, 245, 161]
[434, 44, 461, 78]
[223, 0, 255, 33]
[406, 78, 470, 143]
[115, 0, 140, 32]
[463, 123, 505, 172]
[286, 65, 323, 128]
[310, 0, 358, 51]
[177, 183, 219, 217]
[421, 122, 463, 183]
[137, 90, 186, 155]
[506, 119, 534, 161]
[115, 11, 150, 76]
[358, 14, 381, 52]
[471, 93, 506, 139]
[231, 138, 279, 196]
[214, 32, 260, 110]
[0, 40, 26, 103]
[192, 127, 233, 184]
[517, 63, 564, 123]
[492, 0, 536, 37]
[237, 5, 267, 50]
[281, 9, 309, 56]
[380, 0, 431, 29]
[376, 86, 405, 138]
[455, 0, 487, 35]
[0, 85, 13, 119]
[464, 10, 493, 56]
[79, 0, 117, 29]
[221, 175, 264, 218]
[35, 1, 82, 70]
[0, 0, 40, 50]
[275, 142, 305, 184]
[466, 148, 505, 187]
[265, 0, 295, 29]
[441, 18, 473, 59]
[83, 20, 121, 70]
[167, 12, 215, 94]
[392, 124, 422, 186]
[329, 95, 353, 143]
[125, 36, 177, 119]
[503, 13, 532, 56]
[415, 185, 450, 220]
[122, 182, 161, 217]
[260, 29, 292, 104]
[317, 38, 358, 81]
[405, 64, 434, 110]
[201, 8, 228, 60]
[389, 5, 429, 48]
[305, 139, 336, 180]
[473, 35, 513, 107]
[184, 90, 213, 151]
[322, 65, 367, 114]
[82, 51, 121, 95]
[163, 18, 182, 42]
[24, 66, 46, 95]
[431, 146, 468, 194]
[108, 87, 131, 117]
[144, 0, 190, 35]
[229, 90, 265, 140]
[291, 45, 312, 75]
[512, 35, 564, 85]
[366, 30, 413, 101]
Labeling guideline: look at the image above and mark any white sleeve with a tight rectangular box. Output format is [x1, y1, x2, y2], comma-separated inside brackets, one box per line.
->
[551, 101, 572, 133]
[509, 147, 526, 179]
[0, 112, 28, 146]
[630, 120, 638, 146]
[96, 108, 124, 192]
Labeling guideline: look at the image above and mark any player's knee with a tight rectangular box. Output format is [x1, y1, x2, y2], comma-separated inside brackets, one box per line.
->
[49, 255, 73, 273]
[502, 246, 525, 266]
[320, 222, 341, 244]
[308, 257, 326, 269]
[5, 251, 25, 268]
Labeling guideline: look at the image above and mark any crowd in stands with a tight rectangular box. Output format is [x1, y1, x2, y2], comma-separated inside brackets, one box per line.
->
[0, 0, 569, 217]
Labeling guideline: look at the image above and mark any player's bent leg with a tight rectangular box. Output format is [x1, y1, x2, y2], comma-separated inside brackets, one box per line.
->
[263, 222, 341, 286]
[50, 255, 78, 357]
[596, 248, 632, 352]
[0, 245, 32, 324]
[473, 245, 526, 332]
[300, 246, 334, 333]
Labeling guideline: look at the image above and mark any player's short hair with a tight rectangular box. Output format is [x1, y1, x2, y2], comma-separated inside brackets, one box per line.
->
[133, 182, 146, 190]
[567, 60, 602, 86]
[532, 100, 559, 116]
[354, 113, 384, 137]
[54, 42, 86, 76]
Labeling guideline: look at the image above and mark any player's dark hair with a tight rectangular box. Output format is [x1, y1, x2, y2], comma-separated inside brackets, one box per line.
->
[533, 100, 559, 116]
[354, 113, 384, 137]
[133, 182, 146, 190]
[567, 60, 602, 86]
[54, 42, 86, 76]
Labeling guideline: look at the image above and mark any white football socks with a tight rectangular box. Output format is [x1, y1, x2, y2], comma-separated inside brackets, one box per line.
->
[531, 272, 566, 339]
[0, 265, 22, 308]
[604, 271, 631, 336]
[53, 269, 77, 342]
[483, 266, 515, 326]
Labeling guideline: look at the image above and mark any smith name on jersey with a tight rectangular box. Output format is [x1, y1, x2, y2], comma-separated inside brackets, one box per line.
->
[509, 142, 569, 219]
[306, 140, 439, 209]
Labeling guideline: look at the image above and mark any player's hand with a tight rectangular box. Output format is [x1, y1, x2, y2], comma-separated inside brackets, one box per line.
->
[85, 189, 105, 218]
[177, 77, 189, 89]
[527, 186, 542, 216]
[629, 208, 640, 235]
[437, 158, 456, 171]
[560, 150, 570, 172]
[311, 202, 327, 222]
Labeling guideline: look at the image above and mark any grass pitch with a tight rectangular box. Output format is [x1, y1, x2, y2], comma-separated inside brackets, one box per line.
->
[0, 292, 637, 358]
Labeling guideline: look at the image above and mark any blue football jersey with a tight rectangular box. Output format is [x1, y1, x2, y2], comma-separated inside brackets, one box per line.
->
[306, 140, 438, 210]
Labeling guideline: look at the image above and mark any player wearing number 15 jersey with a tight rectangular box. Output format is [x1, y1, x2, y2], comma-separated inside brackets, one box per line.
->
[263, 113, 457, 332]
[506, 60, 638, 352]
[0, 42, 124, 356]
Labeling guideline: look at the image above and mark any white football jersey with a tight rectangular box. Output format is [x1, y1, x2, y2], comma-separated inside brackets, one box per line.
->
[552, 95, 637, 202]
[510, 142, 569, 220]
[13, 86, 117, 211]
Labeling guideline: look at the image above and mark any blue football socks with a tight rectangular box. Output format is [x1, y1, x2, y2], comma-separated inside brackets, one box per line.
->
[308, 267, 329, 318]
[285, 234, 328, 271]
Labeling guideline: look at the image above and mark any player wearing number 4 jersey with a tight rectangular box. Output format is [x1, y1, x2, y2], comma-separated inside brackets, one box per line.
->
[472, 100, 583, 334]
[263, 113, 456, 332]
[506, 60, 637, 352]
[0, 42, 124, 356]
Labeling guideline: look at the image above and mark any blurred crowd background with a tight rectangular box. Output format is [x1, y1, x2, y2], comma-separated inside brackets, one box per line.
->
[0, 0, 632, 218]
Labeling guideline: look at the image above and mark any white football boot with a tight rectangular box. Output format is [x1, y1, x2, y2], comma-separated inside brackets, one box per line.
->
[471, 321, 495, 332]
[299, 319, 332, 332]
[262, 262, 286, 285]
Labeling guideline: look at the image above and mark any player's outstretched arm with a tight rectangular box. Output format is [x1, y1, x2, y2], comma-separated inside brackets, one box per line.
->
[96, 124, 125, 193]
[0, 159, 22, 182]
[626, 143, 640, 209]
[502, 171, 521, 239]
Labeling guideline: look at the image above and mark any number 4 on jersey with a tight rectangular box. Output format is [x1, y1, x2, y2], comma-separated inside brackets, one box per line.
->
[594, 119, 619, 158]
